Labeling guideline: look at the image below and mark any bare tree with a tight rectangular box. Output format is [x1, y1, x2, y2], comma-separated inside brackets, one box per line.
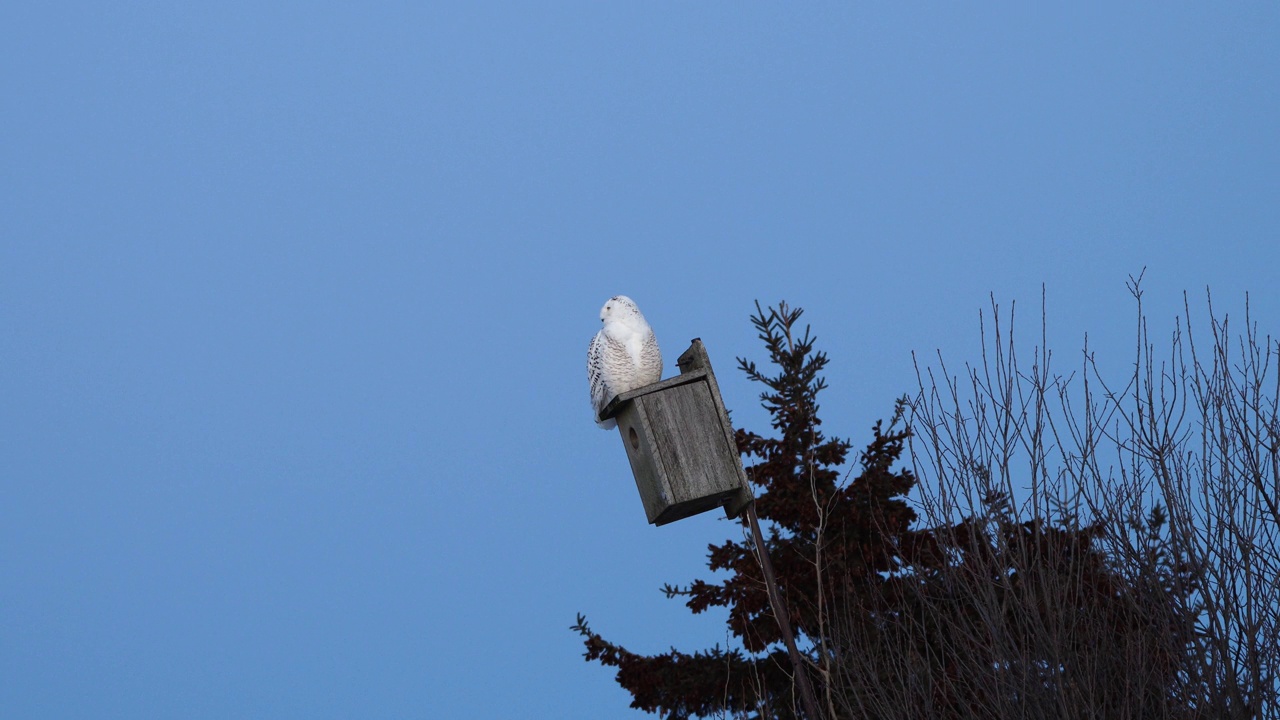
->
[901, 275, 1279, 719]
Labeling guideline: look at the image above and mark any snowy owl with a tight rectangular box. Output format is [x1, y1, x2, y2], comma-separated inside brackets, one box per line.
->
[587, 295, 663, 429]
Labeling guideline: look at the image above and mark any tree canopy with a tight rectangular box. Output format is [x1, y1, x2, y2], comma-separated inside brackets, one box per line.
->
[576, 296, 1277, 719]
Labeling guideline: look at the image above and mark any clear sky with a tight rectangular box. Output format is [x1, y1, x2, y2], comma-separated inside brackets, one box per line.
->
[2, 3, 1277, 718]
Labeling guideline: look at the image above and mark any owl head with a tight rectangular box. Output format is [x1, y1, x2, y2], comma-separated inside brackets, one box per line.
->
[600, 295, 644, 324]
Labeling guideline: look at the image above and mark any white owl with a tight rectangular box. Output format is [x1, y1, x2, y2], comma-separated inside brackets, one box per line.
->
[587, 295, 663, 429]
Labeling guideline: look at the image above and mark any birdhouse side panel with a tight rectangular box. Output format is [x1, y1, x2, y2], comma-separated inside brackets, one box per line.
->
[639, 380, 744, 504]
[615, 402, 671, 523]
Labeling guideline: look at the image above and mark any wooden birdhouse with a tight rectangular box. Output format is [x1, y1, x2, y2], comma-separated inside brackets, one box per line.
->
[599, 339, 754, 526]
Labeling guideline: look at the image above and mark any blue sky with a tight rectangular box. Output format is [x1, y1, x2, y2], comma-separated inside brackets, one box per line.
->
[2, 3, 1277, 718]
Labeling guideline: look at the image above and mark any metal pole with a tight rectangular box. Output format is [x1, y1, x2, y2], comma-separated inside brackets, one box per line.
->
[745, 503, 823, 720]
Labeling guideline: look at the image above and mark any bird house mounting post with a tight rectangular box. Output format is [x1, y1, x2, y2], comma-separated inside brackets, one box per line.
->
[599, 339, 754, 526]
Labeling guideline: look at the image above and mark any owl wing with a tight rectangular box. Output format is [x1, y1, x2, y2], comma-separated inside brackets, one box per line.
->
[587, 330, 618, 429]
